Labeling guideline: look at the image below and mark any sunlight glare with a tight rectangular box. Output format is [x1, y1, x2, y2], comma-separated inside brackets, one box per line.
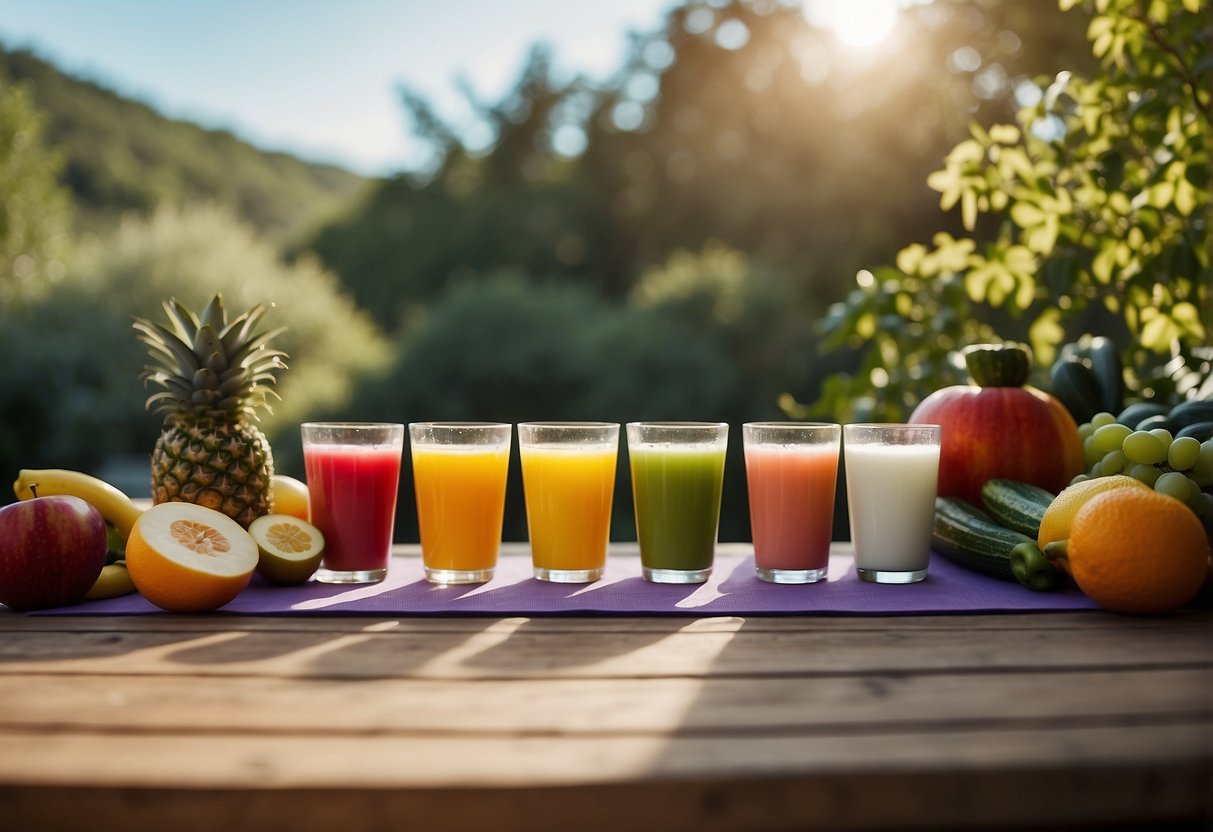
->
[811, 0, 902, 49]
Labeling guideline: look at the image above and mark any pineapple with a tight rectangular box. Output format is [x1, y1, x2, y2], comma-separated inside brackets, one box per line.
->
[133, 294, 287, 528]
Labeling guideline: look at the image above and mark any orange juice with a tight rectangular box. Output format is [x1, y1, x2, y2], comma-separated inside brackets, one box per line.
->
[412, 445, 510, 581]
[520, 444, 617, 580]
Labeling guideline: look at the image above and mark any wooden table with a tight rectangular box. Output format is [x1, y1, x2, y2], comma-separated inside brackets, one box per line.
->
[0, 543, 1209, 831]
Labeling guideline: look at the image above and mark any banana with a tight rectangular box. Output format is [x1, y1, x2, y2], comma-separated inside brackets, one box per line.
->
[12, 469, 144, 543]
[84, 563, 137, 601]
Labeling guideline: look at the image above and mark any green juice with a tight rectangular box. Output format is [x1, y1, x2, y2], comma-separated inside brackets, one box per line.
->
[630, 444, 726, 572]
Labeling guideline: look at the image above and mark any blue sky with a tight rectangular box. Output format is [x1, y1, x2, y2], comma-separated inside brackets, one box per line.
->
[0, 0, 678, 175]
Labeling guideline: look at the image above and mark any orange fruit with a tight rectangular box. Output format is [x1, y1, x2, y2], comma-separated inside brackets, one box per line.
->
[249, 514, 325, 585]
[271, 474, 310, 521]
[126, 502, 259, 612]
[1062, 488, 1210, 615]
[1037, 475, 1149, 550]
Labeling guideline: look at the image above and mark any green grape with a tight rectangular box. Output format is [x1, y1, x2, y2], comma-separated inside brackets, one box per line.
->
[1126, 463, 1162, 487]
[1070, 473, 1091, 486]
[1154, 471, 1196, 504]
[1092, 423, 1132, 454]
[1166, 436, 1201, 472]
[1077, 422, 1094, 441]
[1099, 449, 1128, 476]
[1083, 435, 1102, 467]
[1192, 441, 1213, 480]
[1148, 428, 1174, 449]
[1090, 412, 1117, 429]
[1122, 430, 1167, 465]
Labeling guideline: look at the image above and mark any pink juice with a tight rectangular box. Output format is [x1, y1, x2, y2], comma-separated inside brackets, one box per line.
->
[744, 443, 838, 572]
[304, 444, 402, 572]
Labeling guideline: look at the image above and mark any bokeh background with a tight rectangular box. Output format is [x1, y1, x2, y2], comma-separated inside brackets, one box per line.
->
[1, 0, 1202, 542]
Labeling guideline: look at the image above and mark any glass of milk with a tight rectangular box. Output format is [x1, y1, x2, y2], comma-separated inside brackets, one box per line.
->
[843, 424, 941, 584]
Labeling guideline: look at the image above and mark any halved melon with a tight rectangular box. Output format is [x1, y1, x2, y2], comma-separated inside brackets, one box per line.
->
[249, 514, 325, 585]
[126, 502, 258, 612]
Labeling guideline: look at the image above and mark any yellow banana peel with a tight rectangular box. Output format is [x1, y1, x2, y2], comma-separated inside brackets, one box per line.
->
[84, 563, 137, 601]
[13, 469, 144, 543]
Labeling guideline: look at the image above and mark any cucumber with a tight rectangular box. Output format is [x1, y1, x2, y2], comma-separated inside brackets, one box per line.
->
[1085, 336, 1125, 414]
[1049, 358, 1102, 424]
[933, 498, 1019, 581]
[980, 479, 1054, 538]
[1176, 421, 1213, 442]
[932, 497, 1062, 592]
[1168, 400, 1213, 428]
[1133, 414, 1178, 433]
[1117, 401, 1169, 428]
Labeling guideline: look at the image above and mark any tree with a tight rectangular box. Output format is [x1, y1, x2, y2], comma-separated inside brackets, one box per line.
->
[804, 0, 1211, 421]
[0, 205, 390, 488]
[0, 74, 71, 304]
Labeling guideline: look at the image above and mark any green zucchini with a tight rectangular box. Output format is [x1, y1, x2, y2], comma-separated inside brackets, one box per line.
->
[1049, 358, 1102, 424]
[1176, 421, 1213, 442]
[1168, 400, 1213, 428]
[1085, 336, 1125, 415]
[933, 497, 1061, 591]
[1117, 401, 1169, 429]
[979, 478, 1055, 538]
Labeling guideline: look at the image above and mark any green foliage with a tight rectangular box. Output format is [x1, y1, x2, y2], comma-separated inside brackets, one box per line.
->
[0, 205, 390, 487]
[303, 273, 735, 541]
[0, 75, 71, 304]
[0, 46, 367, 242]
[305, 0, 1093, 333]
[809, 0, 1212, 420]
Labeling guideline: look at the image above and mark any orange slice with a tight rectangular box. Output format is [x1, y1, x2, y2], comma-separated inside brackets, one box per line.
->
[249, 514, 325, 585]
[126, 502, 258, 612]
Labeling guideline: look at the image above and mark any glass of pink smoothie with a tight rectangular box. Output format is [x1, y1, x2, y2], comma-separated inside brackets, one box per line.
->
[743, 422, 841, 584]
[302, 422, 405, 584]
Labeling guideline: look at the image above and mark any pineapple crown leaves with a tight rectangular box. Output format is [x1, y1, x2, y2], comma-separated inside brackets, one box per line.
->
[133, 294, 288, 422]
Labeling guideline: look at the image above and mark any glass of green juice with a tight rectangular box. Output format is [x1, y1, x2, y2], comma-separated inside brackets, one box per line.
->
[626, 421, 728, 584]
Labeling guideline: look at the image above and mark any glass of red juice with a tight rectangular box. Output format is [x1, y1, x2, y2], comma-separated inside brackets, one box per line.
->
[742, 422, 841, 584]
[301, 422, 404, 584]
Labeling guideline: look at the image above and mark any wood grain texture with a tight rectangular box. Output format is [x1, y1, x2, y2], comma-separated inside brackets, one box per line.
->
[0, 597, 1209, 830]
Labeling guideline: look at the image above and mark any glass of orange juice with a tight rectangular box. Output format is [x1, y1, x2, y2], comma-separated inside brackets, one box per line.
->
[409, 422, 512, 584]
[518, 422, 619, 583]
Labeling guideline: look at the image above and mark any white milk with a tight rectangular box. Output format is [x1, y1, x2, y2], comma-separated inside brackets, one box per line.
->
[844, 442, 940, 572]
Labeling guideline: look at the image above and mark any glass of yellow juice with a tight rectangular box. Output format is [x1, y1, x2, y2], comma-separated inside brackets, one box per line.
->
[518, 422, 620, 583]
[409, 422, 512, 585]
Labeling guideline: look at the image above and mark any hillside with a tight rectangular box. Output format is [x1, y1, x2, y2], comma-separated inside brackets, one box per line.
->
[0, 45, 369, 242]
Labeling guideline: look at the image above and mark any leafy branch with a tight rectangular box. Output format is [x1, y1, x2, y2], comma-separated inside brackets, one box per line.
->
[796, 0, 1212, 422]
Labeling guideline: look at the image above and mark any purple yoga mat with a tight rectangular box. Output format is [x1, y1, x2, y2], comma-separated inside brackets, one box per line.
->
[31, 543, 1099, 616]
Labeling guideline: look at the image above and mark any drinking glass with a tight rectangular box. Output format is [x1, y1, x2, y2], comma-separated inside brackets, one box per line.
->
[409, 422, 511, 584]
[301, 422, 404, 584]
[843, 423, 941, 584]
[626, 421, 728, 584]
[743, 422, 841, 584]
[518, 422, 619, 583]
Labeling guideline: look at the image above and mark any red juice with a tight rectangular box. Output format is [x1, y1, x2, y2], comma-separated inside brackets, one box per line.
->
[304, 443, 402, 573]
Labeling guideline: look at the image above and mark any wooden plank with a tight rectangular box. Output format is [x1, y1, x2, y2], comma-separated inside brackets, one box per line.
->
[0, 668, 1207, 735]
[5, 609, 1209, 634]
[2, 759, 1209, 832]
[0, 724, 1206, 832]
[3, 762, 1208, 832]
[0, 722, 1206, 786]
[0, 619, 1207, 680]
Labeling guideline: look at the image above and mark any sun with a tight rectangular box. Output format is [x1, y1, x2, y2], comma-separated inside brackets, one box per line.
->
[809, 0, 902, 49]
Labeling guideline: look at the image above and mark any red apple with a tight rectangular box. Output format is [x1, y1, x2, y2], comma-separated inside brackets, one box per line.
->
[0, 496, 108, 611]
